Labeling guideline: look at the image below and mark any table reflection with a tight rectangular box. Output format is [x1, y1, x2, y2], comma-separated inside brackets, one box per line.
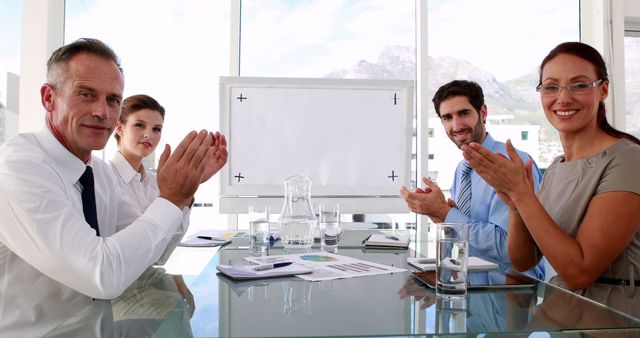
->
[42, 230, 640, 337]
[400, 269, 640, 336]
[45, 267, 193, 338]
[575, 280, 640, 319]
[399, 271, 535, 335]
[216, 246, 411, 337]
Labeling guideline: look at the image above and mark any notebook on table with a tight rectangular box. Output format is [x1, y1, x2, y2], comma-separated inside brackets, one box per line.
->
[216, 263, 313, 280]
[362, 234, 410, 249]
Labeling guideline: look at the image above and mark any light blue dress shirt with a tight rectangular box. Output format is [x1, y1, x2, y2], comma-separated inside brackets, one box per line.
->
[445, 133, 545, 279]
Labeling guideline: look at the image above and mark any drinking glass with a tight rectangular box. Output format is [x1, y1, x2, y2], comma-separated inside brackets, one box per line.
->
[249, 206, 270, 246]
[318, 203, 340, 247]
[436, 222, 469, 298]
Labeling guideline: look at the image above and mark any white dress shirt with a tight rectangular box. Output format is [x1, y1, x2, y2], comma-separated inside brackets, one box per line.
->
[109, 151, 190, 265]
[0, 127, 184, 337]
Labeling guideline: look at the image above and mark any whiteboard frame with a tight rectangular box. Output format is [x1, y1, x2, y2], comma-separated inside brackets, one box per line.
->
[219, 76, 414, 213]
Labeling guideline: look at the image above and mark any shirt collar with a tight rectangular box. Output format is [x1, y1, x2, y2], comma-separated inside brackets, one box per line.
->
[35, 127, 88, 184]
[111, 151, 146, 184]
[481, 132, 496, 149]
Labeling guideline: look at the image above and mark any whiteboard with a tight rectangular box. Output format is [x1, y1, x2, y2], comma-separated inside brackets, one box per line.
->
[219, 77, 414, 213]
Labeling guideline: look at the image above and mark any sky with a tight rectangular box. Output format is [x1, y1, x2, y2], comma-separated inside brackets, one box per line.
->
[0, 0, 581, 151]
[427, 0, 579, 80]
[1, 0, 581, 147]
[0, 0, 581, 176]
[240, 0, 579, 81]
[1, 0, 580, 91]
[240, 0, 416, 77]
[0, 0, 21, 74]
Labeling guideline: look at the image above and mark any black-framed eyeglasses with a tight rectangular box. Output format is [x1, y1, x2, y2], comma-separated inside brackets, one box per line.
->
[536, 79, 604, 96]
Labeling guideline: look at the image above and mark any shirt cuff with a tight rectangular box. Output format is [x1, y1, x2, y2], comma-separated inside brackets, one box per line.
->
[144, 198, 184, 236]
[444, 207, 468, 224]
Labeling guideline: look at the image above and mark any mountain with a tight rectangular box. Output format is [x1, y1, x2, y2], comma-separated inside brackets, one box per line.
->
[324, 45, 558, 142]
[325, 46, 416, 80]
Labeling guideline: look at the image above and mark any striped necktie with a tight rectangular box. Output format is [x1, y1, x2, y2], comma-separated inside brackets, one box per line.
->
[457, 162, 472, 217]
[79, 166, 100, 236]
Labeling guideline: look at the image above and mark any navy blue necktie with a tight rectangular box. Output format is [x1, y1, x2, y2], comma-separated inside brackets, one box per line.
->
[79, 166, 100, 236]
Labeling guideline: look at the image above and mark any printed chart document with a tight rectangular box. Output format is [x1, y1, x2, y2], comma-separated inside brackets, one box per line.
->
[407, 256, 499, 272]
[245, 252, 406, 282]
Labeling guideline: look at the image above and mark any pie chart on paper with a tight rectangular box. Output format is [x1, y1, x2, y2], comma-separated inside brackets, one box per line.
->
[300, 255, 338, 262]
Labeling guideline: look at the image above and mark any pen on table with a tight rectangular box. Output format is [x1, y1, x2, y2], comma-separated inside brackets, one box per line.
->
[386, 235, 400, 241]
[252, 262, 292, 271]
[196, 236, 228, 241]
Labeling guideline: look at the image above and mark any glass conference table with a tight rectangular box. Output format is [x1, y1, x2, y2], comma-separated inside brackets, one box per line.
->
[45, 229, 640, 337]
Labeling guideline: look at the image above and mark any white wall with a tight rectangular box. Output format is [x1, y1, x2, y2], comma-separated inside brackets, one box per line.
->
[18, 0, 64, 133]
[625, 0, 640, 17]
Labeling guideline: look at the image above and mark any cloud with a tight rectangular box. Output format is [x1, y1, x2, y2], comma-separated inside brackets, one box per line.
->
[240, 0, 415, 77]
[65, 0, 230, 141]
[429, 0, 579, 80]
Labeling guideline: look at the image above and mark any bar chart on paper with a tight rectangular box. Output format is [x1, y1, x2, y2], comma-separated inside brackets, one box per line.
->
[244, 252, 406, 281]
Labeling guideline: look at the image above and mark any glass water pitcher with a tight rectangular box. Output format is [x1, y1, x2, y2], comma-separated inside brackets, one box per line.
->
[279, 175, 317, 248]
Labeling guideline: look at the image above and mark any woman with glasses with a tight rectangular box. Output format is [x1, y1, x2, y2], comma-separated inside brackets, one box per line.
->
[461, 41, 640, 315]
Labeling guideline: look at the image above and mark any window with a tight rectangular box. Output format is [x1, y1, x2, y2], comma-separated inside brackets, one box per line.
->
[624, 30, 640, 138]
[64, 0, 231, 230]
[240, 0, 417, 228]
[240, 0, 415, 79]
[427, 0, 579, 189]
[0, 0, 21, 144]
[238, 0, 580, 229]
[59, 1, 580, 232]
